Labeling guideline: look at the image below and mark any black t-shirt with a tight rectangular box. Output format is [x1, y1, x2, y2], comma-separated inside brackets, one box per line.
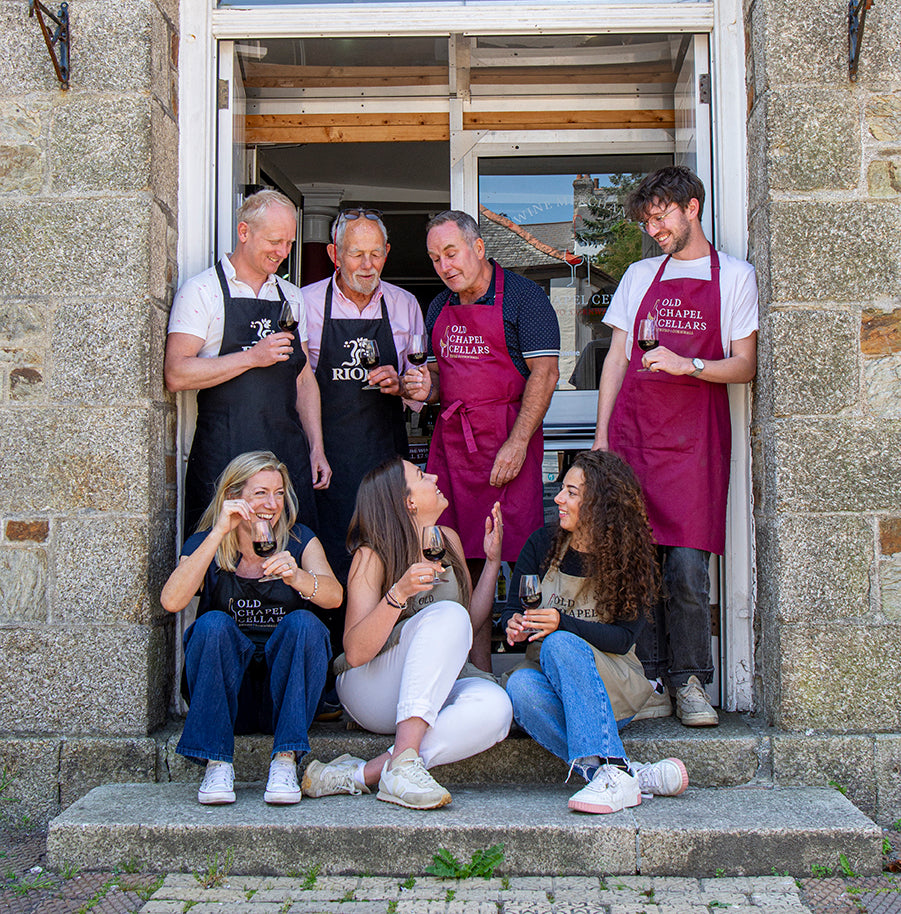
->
[502, 525, 645, 654]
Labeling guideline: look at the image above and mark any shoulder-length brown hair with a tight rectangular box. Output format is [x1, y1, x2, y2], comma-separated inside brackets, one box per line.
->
[347, 457, 471, 606]
[545, 450, 659, 623]
[196, 450, 299, 573]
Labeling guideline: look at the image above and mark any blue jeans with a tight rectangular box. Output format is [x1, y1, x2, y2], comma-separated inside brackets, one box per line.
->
[636, 546, 713, 689]
[505, 631, 630, 769]
[177, 609, 331, 764]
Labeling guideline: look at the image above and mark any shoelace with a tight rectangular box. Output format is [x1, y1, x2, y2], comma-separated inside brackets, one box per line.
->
[682, 681, 708, 702]
[268, 761, 298, 791]
[392, 757, 437, 788]
[319, 764, 362, 795]
[637, 764, 662, 793]
[202, 764, 233, 792]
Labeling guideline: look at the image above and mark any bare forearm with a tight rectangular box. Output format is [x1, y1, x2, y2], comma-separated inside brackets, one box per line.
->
[594, 333, 628, 448]
[295, 368, 325, 453]
[164, 350, 255, 392]
[507, 360, 558, 445]
[468, 556, 502, 632]
[160, 531, 225, 613]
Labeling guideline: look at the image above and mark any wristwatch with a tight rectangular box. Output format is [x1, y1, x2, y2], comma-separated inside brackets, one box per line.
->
[691, 357, 705, 377]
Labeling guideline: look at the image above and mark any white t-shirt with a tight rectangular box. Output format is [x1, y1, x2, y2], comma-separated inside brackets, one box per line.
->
[167, 255, 308, 358]
[604, 251, 758, 359]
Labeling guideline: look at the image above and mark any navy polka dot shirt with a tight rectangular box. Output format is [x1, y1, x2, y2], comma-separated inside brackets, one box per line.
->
[426, 262, 560, 377]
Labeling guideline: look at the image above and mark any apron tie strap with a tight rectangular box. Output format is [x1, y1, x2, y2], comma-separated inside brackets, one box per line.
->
[441, 399, 478, 454]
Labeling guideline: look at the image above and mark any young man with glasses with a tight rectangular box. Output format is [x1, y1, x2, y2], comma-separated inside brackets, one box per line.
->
[593, 166, 758, 727]
[301, 208, 427, 587]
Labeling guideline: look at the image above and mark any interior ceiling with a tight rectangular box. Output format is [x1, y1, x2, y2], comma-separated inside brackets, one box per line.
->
[260, 142, 450, 208]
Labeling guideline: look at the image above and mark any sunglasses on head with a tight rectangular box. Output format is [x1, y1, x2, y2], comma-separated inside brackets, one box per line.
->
[338, 208, 383, 222]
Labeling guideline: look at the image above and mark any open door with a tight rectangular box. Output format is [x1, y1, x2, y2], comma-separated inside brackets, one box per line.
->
[217, 40, 247, 259]
[674, 33, 712, 240]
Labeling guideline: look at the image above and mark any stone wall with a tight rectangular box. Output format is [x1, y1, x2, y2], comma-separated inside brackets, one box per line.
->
[0, 0, 178, 819]
[747, 0, 901, 761]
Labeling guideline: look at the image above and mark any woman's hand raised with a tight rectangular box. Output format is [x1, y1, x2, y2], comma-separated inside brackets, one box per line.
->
[213, 498, 253, 536]
[483, 502, 503, 563]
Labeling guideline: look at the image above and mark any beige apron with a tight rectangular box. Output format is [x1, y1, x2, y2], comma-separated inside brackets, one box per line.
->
[503, 566, 653, 721]
[333, 572, 494, 682]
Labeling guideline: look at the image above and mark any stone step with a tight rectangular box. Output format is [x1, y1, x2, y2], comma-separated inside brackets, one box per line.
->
[160, 712, 763, 789]
[47, 782, 882, 878]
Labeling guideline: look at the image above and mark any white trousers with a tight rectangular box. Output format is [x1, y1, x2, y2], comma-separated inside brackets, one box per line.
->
[336, 601, 512, 769]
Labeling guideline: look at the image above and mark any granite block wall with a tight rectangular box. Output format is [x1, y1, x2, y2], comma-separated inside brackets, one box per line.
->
[0, 0, 178, 764]
[746, 0, 901, 745]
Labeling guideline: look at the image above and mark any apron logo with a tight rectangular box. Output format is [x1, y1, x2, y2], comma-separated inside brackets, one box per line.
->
[548, 592, 576, 611]
[440, 324, 491, 360]
[654, 300, 707, 334]
[241, 318, 275, 351]
[227, 597, 286, 630]
[331, 338, 370, 381]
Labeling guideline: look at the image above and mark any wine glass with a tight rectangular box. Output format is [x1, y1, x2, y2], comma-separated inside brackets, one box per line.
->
[359, 338, 381, 390]
[519, 574, 542, 633]
[636, 317, 658, 372]
[251, 518, 280, 581]
[421, 525, 449, 582]
[277, 300, 298, 333]
[407, 333, 428, 367]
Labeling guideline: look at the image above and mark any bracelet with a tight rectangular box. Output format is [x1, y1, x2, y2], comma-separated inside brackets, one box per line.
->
[385, 584, 404, 609]
[300, 569, 319, 601]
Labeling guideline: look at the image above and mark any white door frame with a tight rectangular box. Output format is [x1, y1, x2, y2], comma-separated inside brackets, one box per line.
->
[178, 0, 754, 710]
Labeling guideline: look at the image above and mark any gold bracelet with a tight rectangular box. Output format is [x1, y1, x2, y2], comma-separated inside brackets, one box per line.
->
[385, 584, 404, 609]
[300, 569, 319, 601]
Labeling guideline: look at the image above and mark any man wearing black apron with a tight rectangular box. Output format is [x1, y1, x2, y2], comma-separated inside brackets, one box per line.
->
[166, 190, 331, 534]
[302, 209, 427, 593]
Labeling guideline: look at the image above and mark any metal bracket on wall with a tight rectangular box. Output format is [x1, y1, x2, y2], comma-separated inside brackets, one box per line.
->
[28, 0, 69, 89]
[848, 0, 873, 82]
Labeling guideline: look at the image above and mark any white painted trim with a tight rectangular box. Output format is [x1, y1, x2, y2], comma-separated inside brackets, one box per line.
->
[712, 0, 754, 711]
[212, 4, 715, 38]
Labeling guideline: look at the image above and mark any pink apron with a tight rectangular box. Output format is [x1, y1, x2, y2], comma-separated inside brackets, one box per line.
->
[427, 265, 545, 560]
[608, 247, 731, 555]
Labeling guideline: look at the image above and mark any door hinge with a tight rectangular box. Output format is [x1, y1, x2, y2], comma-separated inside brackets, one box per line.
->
[699, 73, 711, 104]
[217, 79, 229, 110]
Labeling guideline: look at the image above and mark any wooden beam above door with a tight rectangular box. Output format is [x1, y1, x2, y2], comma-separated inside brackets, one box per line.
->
[245, 109, 675, 144]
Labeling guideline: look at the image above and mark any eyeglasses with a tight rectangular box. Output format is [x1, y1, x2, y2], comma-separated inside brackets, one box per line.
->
[332, 208, 384, 241]
[637, 204, 681, 234]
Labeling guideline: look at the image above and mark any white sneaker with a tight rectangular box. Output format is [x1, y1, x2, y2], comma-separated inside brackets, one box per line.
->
[376, 748, 451, 810]
[264, 757, 302, 805]
[568, 764, 641, 815]
[198, 761, 235, 805]
[632, 688, 674, 721]
[676, 676, 719, 726]
[634, 758, 689, 797]
[302, 754, 369, 798]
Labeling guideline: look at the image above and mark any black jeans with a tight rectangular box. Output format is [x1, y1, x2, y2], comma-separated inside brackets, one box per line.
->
[636, 546, 714, 689]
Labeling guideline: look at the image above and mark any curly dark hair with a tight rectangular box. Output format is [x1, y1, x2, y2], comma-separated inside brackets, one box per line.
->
[625, 165, 706, 222]
[544, 450, 659, 623]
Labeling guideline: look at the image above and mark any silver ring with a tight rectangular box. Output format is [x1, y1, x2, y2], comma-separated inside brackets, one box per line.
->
[419, 574, 427, 583]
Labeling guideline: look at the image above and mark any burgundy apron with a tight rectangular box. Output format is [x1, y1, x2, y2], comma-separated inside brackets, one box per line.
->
[608, 247, 731, 555]
[426, 265, 544, 560]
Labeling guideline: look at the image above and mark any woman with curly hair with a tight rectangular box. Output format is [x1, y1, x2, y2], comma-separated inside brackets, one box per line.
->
[503, 449, 688, 815]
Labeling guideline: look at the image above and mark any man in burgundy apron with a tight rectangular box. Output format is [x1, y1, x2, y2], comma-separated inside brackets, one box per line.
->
[594, 167, 758, 727]
[166, 190, 331, 533]
[421, 211, 560, 670]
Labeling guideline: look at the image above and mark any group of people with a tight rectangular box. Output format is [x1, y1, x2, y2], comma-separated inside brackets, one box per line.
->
[160, 165, 758, 817]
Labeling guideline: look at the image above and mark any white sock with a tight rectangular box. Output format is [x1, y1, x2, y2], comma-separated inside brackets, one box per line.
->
[274, 751, 295, 763]
[354, 761, 367, 788]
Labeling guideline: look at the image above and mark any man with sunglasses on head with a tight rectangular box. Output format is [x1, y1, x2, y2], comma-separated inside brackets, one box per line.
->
[165, 189, 331, 534]
[593, 165, 758, 728]
[302, 208, 427, 585]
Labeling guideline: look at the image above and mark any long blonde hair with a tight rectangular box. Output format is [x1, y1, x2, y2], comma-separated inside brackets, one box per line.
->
[197, 451, 299, 572]
[347, 457, 471, 607]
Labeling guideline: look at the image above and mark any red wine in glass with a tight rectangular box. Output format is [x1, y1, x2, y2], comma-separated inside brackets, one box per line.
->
[421, 525, 449, 582]
[278, 300, 298, 333]
[637, 318, 658, 371]
[408, 333, 428, 366]
[519, 574, 542, 633]
[359, 339, 380, 390]
[251, 519, 279, 580]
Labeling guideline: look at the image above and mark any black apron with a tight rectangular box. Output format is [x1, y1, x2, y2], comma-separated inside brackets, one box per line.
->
[182, 560, 316, 733]
[314, 278, 409, 583]
[184, 262, 316, 533]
